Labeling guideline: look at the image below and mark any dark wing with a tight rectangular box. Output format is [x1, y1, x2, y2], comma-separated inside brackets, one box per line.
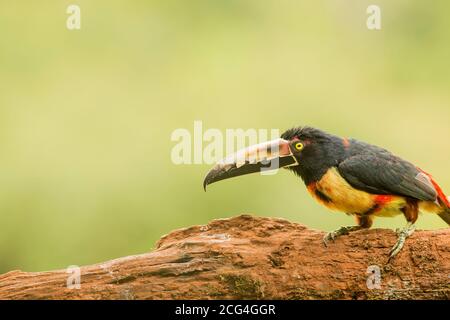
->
[338, 150, 437, 201]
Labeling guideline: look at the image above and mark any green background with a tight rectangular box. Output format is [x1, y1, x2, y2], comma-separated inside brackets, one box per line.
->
[1, 1, 449, 273]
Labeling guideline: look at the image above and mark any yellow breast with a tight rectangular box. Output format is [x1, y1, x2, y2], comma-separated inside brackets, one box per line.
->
[307, 167, 405, 217]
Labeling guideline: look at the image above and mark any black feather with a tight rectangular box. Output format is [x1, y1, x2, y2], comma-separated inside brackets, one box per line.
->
[337, 141, 437, 201]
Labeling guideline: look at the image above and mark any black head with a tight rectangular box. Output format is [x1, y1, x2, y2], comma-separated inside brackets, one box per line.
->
[280, 126, 346, 185]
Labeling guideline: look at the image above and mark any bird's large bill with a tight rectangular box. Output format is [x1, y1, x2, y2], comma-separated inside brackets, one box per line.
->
[203, 138, 297, 190]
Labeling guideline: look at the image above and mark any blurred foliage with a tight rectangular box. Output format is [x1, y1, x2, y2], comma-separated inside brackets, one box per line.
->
[0, 1, 449, 273]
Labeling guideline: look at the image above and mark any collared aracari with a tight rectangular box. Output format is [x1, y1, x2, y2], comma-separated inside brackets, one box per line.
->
[203, 127, 450, 259]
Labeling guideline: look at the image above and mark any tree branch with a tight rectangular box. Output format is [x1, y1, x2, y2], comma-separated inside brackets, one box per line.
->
[0, 215, 449, 299]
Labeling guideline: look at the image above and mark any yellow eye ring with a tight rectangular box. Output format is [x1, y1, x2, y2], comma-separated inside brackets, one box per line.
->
[295, 142, 304, 150]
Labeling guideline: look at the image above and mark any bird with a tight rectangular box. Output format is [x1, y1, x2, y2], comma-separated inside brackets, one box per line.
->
[203, 126, 450, 260]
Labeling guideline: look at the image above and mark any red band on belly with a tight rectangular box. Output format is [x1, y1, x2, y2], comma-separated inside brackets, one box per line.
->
[375, 195, 393, 206]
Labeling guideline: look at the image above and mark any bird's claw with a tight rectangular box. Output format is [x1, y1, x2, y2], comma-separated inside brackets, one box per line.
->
[322, 233, 335, 247]
[323, 226, 353, 247]
[388, 223, 416, 261]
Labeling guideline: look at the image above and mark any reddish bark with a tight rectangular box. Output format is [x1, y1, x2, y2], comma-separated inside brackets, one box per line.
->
[0, 215, 448, 299]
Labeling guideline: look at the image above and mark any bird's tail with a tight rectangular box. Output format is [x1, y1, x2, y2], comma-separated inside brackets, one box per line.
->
[438, 196, 450, 226]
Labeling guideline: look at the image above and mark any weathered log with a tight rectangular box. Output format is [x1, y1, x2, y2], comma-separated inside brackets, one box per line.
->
[0, 215, 448, 300]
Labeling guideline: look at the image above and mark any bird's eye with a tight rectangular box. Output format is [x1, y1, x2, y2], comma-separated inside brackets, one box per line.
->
[294, 142, 304, 150]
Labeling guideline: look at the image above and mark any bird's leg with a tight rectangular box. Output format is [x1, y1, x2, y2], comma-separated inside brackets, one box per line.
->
[388, 221, 416, 261]
[323, 215, 373, 247]
[323, 225, 362, 247]
[389, 200, 419, 261]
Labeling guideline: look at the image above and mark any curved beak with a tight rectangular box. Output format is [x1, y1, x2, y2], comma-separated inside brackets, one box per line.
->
[203, 138, 298, 190]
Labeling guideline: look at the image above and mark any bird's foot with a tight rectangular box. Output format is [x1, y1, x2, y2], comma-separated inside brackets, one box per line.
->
[388, 222, 416, 261]
[323, 226, 361, 247]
